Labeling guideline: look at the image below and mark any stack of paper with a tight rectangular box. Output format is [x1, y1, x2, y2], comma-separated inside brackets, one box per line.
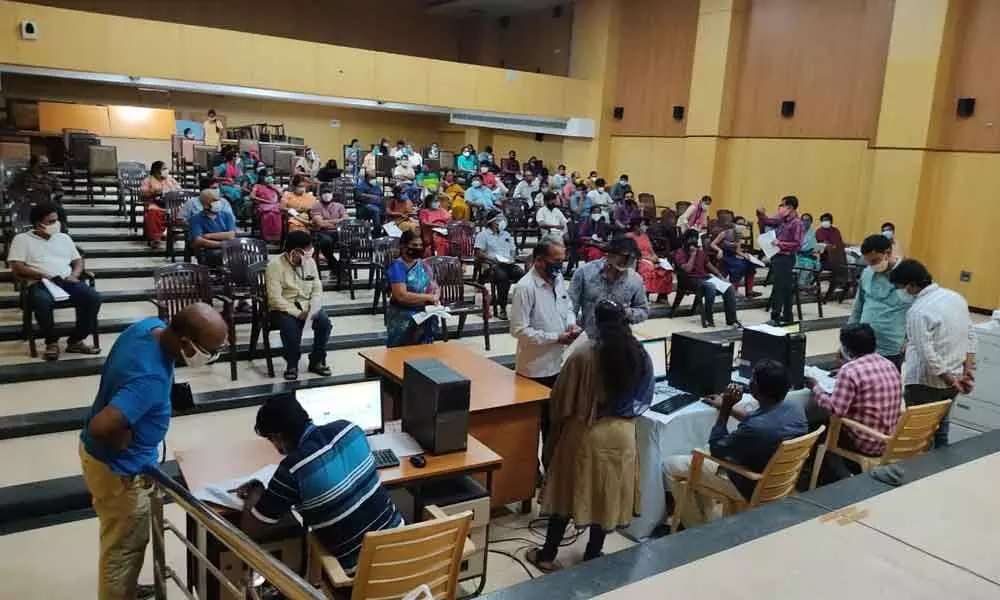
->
[41, 279, 69, 301]
[193, 464, 279, 510]
[383, 222, 403, 238]
[747, 323, 790, 336]
[708, 275, 731, 294]
[432, 227, 449, 236]
[412, 305, 453, 326]
[747, 255, 766, 268]
[804, 365, 836, 394]
[658, 258, 674, 271]
[758, 230, 779, 259]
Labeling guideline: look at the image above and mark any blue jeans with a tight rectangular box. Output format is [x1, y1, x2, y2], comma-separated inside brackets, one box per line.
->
[695, 278, 737, 324]
[28, 279, 101, 344]
[270, 309, 331, 369]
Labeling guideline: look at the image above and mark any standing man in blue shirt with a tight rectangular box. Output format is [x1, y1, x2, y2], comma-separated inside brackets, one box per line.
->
[80, 303, 228, 600]
[849, 234, 913, 370]
[189, 188, 237, 267]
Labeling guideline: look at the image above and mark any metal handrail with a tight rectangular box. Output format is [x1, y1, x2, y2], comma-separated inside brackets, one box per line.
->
[144, 466, 325, 600]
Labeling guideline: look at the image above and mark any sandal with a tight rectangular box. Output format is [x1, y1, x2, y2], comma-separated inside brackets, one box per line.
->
[524, 548, 561, 574]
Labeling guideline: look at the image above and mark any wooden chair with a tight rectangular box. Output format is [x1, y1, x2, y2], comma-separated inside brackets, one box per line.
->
[672, 427, 825, 525]
[335, 219, 374, 300]
[307, 506, 473, 600]
[87, 145, 120, 207]
[425, 256, 492, 351]
[503, 198, 537, 252]
[163, 191, 193, 263]
[151, 263, 237, 380]
[245, 261, 275, 378]
[370, 236, 399, 315]
[445, 221, 477, 272]
[808, 401, 952, 490]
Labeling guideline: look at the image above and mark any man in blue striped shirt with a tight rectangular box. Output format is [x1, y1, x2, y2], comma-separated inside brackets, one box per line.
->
[240, 396, 403, 573]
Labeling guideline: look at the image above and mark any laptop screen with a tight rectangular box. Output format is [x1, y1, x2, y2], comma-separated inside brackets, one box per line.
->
[642, 338, 668, 380]
[295, 380, 382, 434]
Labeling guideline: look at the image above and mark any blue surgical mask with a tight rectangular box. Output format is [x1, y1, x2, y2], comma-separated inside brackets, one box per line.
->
[471, 180, 482, 188]
[896, 288, 912, 302]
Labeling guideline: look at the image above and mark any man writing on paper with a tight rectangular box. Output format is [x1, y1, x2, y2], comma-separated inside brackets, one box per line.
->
[511, 239, 580, 441]
[80, 303, 227, 600]
[672, 230, 740, 329]
[239, 395, 403, 576]
[8, 202, 102, 361]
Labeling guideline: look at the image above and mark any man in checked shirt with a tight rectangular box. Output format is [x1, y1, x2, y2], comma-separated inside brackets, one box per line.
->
[806, 324, 902, 484]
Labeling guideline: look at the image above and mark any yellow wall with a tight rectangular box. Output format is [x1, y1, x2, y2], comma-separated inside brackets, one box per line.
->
[0, 0, 591, 120]
[607, 137, 686, 204]
[491, 132, 564, 168]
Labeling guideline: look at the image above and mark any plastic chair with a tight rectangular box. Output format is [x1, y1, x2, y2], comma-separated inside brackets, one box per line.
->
[370, 236, 399, 315]
[245, 261, 275, 378]
[163, 191, 193, 263]
[335, 219, 374, 300]
[808, 401, 952, 490]
[87, 145, 120, 207]
[425, 256, 492, 351]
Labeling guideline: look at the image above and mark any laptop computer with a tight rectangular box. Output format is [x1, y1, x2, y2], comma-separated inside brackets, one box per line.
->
[295, 381, 400, 468]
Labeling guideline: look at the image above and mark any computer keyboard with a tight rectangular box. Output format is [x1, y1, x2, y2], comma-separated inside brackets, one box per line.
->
[372, 448, 400, 469]
[649, 393, 701, 417]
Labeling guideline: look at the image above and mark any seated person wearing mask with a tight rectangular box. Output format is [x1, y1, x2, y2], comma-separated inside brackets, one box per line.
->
[666, 360, 807, 529]
[586, 178, 613, 216]
[189, 189, 237, 267]
[265, 231, 332, 380]
[281, 174, 317, 232]
[181, 179, 233, 222]
[579, 205, 611, 263]
[710, 217, 759, 298]
[610, 174, 631, 204]
[418, 194, 452, 257]
[354, 176, 384, 226]
[881, 221, 903, 260]
[569, 236, 649, 340]
[513, 170, 539, 202]
[457, 145, 478, 175]
[8, 202, 102, 361]
[294, 147, 322, 179]
[677, 195, 711, 233]
[815, 212, 844, 252]
[806, 324, 902, 484]
[672, 230, 740, 329]
[612, 191, 641, 231]
[311, 184, 349, 278]
[535, 192, 568, 241]
[239, 395, 403, 574]
[475, 210, 523, 321]
[465, 173, 496, 212]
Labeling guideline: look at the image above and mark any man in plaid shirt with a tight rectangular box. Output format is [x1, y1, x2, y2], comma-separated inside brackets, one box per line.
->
[806, 324, 902, 484]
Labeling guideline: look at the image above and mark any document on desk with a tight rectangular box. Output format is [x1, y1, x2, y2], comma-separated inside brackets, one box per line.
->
[804, 365, 836, 394]
[368, 431, 423, 458]
[193, 464, 279, 510]
[412, 305, 453, 326]
[708, 276, 731, 294]
[758, 230, 779, 259]
[747, 322, 790, 336]
[41, 279, 69, 302]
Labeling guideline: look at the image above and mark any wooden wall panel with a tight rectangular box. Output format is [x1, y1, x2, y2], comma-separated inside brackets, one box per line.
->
[611, 0, 699, 137]
[726, 0, 894, 140]
[934, 0, 1000, 152]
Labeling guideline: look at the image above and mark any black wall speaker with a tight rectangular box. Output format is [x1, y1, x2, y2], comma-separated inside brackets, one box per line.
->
[957, 97, 976, 118]
[780, 100, 796, 118]
[535, 133, 545, 142]
[613, 106, 625, 120]
[672, 105, 685, 121]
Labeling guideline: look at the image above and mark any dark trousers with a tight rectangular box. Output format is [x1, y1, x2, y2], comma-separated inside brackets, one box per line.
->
[313, 231, 340, 274]
[884, 353, 904, 371]
[270, 309, 332, 369]
[769, 253, 795, 323]
[695, 278, 738, 325]
[904, 384, 958, 448]
[197, 247, 224, 268]
[539, 516, 605, 562]
[530, 374, 559, 445]
[485, 263, 524, 308]
[28, 279, 101, 344]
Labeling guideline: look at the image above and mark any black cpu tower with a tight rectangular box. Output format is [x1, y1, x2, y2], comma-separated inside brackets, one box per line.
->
[668, 332, 735, 396]
[402, 359, 470, 455]
[740, 329, 808, 389]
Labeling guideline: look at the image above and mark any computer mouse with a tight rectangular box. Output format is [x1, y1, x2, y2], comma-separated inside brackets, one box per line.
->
[409, 454, 427, 469]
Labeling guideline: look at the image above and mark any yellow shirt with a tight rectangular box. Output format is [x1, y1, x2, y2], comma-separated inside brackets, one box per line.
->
[265, 254, 323, 316]
[203, 118, 222, 148]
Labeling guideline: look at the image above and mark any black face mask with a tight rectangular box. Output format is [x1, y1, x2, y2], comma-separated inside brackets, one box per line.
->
[405, 247, 423, 259]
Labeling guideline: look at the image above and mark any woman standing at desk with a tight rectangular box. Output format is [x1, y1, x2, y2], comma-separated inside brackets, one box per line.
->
[385, 230, 440, 347]
[528, 300, 654, 571]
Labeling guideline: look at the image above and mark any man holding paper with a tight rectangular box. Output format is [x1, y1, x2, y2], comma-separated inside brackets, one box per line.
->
[672, 232, 740, 329]
[7, 202, 102, 361]
[756, 196, 804, 326]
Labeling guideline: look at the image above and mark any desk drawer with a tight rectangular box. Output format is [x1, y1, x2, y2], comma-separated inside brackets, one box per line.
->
[952, 396, 1000, 432]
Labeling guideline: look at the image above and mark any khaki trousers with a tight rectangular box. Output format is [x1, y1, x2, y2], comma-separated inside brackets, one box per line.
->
[79, 442, 152, 600]
[665, 454, 745, 528]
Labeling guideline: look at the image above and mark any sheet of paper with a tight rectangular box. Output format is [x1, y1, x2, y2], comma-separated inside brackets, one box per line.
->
[383, 222, 403, 238]
[494, 254, 514, 264]
[708, 275, 731, 294]
[746, 322, 790, 337]
[41, 278, 69, 302]
[804, 365, 836, 394]
[412, 305, 453, 326]
[432, 227, 448, 236]
[193, 463, 279, 510]
[758, 230, 778, 259]
[367, 431, 424, 458]
[815, 242, 828, 254]
[657, 258, 674, 271]
[747, 255, 766, 268]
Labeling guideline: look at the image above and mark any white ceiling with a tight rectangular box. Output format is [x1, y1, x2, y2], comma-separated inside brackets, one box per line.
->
[425, 0, 568, 16]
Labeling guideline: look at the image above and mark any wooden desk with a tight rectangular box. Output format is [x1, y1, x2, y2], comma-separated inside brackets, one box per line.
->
[360, 343, 551, 509]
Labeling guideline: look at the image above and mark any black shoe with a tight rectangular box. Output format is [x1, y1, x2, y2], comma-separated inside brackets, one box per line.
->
[727, 320, 743, 329]
[701, 318, 715, 328]
[283, 367, 299, 381]
[136, 584, 156, 599]
[497, 308, 509, 320]
[308, 362, 332, 376]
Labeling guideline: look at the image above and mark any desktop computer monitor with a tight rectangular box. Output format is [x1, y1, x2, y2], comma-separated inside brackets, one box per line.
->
[641, 337, 668, 381]
[740, 327, 807, 388]
[668, 332, 734, 396]
[295, 380, 383, 434]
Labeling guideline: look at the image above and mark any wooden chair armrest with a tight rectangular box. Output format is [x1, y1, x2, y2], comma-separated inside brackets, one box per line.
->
[308, 534, 354, 589]
[692, 448, 763, 481]
[839, 416, 890, 441]
[424, 506, 476, 558]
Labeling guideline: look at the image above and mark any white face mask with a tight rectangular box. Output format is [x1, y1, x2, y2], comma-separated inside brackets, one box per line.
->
[870, 259, 889, 273]
[619, 179, 627, 186]
[209, 200, 223, 214]
[295, 187, 306, 195]
[462, 151, 471, 157]
[820, 220, 832, 229]
[181, 339, 215, 368]
[882, 230, 894, 240]
[430, 201, 440, 209]
[597, 187, 606, 193]
[591, 213, 602, 222]
[43, 222, 61, 236]
[896, 288, 913, 303]
[320, 192, 333, 203]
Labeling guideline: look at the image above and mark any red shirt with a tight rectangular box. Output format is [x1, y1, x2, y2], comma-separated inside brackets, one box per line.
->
[815, 226, 844, 248]
[811, 353, 902, 456]
[672, 248, 709, 279]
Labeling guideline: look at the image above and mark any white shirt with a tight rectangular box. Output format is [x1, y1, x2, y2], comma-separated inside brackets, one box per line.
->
[407, 153, 423, 168]
[7, 231, 80, 279]
[903, 284, 977, 388]
[587, 189, 612, 208]
[535, 206, 568, 240]
[513, 180, 535, 200]
[510, 268, 575, 378]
